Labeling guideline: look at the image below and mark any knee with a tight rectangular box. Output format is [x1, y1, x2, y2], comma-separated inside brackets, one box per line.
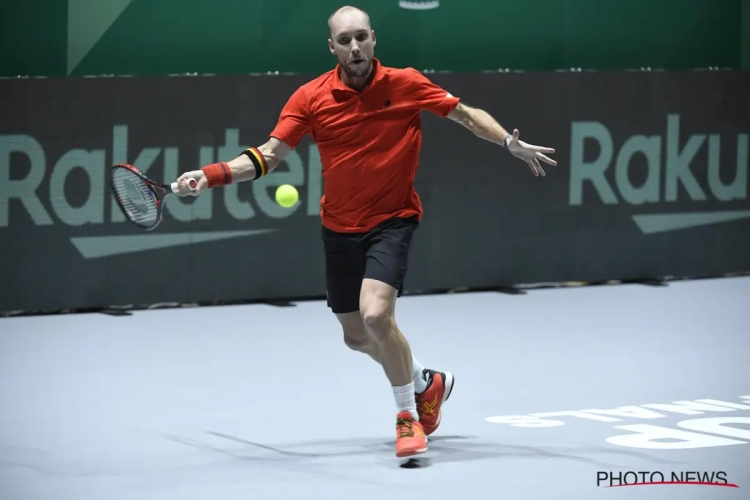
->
[343, 327, 370, 352]
[359, 278, 397, 341]
[360, 307, 394, 340]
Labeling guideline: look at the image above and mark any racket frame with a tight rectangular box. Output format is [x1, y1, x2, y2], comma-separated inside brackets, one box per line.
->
[110, 163, 183, 231]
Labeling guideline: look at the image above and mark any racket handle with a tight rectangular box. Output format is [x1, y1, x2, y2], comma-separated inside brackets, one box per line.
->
[170, 179, 198, 193]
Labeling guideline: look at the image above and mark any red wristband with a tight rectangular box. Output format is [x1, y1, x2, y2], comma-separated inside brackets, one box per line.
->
[201, 162, 232, 187]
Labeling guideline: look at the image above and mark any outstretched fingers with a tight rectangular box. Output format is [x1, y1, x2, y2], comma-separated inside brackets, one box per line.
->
[527, 159, 545, 177]
[533, 158, 546, 176]
[537, 153, 557, 166]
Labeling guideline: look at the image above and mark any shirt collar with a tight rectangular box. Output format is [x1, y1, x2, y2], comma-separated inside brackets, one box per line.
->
[331, 57, 387, 96]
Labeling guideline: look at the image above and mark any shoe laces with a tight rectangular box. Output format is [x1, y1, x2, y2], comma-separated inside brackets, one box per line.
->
[397, 417, 415, 438]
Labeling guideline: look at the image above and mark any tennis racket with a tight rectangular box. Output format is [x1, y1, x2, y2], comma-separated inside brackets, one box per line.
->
[110, 163, 197, 231]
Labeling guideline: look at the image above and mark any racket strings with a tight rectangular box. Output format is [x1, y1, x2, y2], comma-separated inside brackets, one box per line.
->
[112, 170, 159, 225]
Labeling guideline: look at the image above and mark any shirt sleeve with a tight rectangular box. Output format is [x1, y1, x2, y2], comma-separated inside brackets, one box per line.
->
[406, 68, 461, 117]
[269, 86, 311, 149]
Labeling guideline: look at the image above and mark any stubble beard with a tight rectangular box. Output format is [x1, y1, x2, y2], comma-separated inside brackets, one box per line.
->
[344, 60, 371, 78]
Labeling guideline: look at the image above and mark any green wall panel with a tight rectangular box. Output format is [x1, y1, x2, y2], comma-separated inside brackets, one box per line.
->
[0, 0, 68, 77]
[743, 0, 750, 68]
[0, 0, 743, 77]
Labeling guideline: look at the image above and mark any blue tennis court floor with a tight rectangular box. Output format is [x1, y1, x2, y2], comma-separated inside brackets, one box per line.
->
[1, 276, 748, 499]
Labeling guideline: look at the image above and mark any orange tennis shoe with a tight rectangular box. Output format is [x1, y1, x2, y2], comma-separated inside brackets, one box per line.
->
[395, 411, 428, 458]
[416, 370, 455, 435]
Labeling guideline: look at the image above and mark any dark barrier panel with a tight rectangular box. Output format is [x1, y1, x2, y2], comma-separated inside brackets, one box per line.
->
[1, 70, 749, 312]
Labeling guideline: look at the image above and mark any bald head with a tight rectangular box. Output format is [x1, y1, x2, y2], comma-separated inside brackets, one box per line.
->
[327, 5, 376, 80]
[327, 6, 371, 39]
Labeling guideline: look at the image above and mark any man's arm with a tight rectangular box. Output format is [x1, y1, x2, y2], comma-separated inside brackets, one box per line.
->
[408, 68, 556, 176]
[176, 85, 309, 196]
[446, 101, 557, 177]
[404, 68, 509, 146]
[174, 137, 292, 195]
[447, 102, 510, 146]
[224, 137, 291, 182]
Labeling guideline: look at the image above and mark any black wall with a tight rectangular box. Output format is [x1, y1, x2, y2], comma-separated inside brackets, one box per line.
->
[1, 70, 748, 312]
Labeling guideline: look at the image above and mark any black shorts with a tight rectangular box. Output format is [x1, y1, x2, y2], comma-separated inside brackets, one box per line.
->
[321, 216, 419, 314]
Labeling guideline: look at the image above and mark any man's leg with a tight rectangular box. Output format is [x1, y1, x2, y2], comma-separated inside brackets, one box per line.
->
[357, 277, 428, 457]
[323, 222, 429, 383]
[357, 217, 454, 456]
[322, 219, 452, 457]
[336, 308, 430, 393]
[359, 279, 413, 387]
[336, 310, 382, 364]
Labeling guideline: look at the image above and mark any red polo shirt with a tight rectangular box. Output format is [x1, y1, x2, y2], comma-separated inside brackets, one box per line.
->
[269, 58, 460, 233]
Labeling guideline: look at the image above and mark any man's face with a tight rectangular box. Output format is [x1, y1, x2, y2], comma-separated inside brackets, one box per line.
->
[328, 11, 376, 77]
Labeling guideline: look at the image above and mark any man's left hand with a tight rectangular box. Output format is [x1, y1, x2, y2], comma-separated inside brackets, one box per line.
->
[506, 129, 557, 177]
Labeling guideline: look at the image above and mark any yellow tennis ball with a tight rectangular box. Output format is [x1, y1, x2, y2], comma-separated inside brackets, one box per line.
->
[275, 184, 299, 208]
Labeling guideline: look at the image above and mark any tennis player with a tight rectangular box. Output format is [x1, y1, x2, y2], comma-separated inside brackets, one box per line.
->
[175, 5, 556, 458]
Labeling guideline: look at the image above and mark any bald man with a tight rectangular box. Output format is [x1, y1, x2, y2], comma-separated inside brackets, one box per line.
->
[176, 5, 556, 458]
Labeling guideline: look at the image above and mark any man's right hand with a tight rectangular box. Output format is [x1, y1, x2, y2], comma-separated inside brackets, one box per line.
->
[175, 170, 208, 196]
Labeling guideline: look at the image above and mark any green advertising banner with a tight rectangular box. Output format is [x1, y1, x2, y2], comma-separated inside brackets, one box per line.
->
[0, 0, 744, 77]
[743, 0, 750, 68]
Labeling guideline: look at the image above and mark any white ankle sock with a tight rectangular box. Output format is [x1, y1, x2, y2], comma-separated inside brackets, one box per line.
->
[412, 357, 428, 394]
[392, 382, 419, 421]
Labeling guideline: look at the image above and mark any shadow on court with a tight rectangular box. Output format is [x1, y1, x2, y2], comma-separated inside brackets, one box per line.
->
[161, 430, 688, 470]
